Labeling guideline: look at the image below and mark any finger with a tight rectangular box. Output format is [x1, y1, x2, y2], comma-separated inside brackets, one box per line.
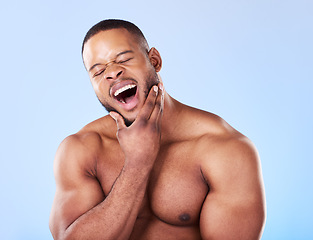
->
[109, 111, 126, 131]
[137, 85, 159, 121]
[149, 84, 164, 123]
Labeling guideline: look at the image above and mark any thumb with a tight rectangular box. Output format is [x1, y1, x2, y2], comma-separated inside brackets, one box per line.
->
[109, 111, 126, 130]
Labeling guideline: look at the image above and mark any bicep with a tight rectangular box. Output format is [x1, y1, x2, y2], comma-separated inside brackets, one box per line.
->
[50, 178, 104, 236]
[200, 193, 264, 240]
[200, 138, 266, 240]
[49, 136, 105, 238]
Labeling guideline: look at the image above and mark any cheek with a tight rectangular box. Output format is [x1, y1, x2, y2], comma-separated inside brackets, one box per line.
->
[90, 80, 109, 102]
[91, 77, 106, 92]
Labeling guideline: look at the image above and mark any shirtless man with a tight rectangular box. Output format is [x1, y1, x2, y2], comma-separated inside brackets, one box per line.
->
[49, 19, 266, 240]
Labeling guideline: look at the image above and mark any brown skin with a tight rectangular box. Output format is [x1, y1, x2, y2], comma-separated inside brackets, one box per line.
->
[49, 28, 266, 240]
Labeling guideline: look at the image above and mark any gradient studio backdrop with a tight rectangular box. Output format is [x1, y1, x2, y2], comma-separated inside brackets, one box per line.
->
[0, 0, 312, 239]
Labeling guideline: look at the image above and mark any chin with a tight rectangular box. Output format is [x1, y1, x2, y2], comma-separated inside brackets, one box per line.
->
[121, 110, 139, 127]
[98, 98, 136, 126]
[98, 70, 159, 126]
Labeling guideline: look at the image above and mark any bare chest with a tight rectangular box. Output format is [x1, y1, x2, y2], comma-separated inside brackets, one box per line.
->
[97, 142, 209, 227]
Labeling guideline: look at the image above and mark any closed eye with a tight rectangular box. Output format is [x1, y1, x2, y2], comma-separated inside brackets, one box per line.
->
[118, 57, 133, 64]
[94, 69, 105, 77]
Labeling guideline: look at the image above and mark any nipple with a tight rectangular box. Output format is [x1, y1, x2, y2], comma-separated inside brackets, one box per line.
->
[179, 213, 191, 222]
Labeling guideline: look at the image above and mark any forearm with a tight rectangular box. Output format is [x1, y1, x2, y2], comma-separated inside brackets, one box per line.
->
[62, 166, 150, 240]
[57, 84, 164, 240]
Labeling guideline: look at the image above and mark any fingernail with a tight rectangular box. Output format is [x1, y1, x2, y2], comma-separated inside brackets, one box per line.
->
[159, 83, 164, 91]
[109, 112, 116, 120]
[153, 85, 158, 93]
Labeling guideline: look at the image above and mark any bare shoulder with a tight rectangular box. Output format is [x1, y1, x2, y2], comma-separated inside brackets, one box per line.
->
[54, 115, 116, 180]
[184, 107, 266, 239]
[183, 106, 259, 165]
[182, 105, 264, 194]
[50, 116, 115, 238]
[189, 108, 260, 172]
[199, 131, 263, 192]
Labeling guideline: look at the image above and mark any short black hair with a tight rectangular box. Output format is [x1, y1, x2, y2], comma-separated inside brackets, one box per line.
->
[82, 19, 149, 55]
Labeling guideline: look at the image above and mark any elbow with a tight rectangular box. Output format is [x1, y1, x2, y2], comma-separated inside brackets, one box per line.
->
[49, 223, 73, 240]
[50, 231, 73, 240]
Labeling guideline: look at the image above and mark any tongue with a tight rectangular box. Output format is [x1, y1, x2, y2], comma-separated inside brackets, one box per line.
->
[116, 86, 137, 104]
[123, 95, 135, 104]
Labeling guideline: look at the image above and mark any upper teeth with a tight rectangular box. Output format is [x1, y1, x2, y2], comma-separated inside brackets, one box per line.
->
[114, 84, 136, 96]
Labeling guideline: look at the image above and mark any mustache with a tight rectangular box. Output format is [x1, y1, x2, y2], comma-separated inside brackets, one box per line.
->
[109, 78, 138, 92]
[98, 70, 160, 127]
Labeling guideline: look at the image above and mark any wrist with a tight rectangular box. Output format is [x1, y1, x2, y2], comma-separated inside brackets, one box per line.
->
[123, 157, 154, 175]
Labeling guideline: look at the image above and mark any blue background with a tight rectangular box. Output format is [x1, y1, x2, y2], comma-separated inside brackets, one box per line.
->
[0, 0, 312, 239]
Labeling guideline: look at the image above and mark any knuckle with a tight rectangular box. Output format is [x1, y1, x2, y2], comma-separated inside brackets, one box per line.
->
[155, 102, 161, 110]
[146, 101, 155, 109]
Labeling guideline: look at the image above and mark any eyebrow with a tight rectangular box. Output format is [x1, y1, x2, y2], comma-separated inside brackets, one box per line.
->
[88, 50, 134, 72]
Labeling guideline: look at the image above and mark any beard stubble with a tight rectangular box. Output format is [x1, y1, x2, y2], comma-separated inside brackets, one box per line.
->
[97, 70, 160, 127]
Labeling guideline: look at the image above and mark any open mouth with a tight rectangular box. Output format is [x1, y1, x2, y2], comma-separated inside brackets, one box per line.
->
[113, 84, 137, 104]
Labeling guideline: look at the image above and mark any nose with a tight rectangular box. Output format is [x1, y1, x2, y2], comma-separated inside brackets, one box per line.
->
[104, 63, 123, 81]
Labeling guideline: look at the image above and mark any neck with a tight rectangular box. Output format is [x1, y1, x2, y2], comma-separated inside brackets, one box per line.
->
[159, 92, 184, 143]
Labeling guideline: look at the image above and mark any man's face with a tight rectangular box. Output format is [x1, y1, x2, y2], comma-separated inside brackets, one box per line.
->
[83, 28, 160, 125]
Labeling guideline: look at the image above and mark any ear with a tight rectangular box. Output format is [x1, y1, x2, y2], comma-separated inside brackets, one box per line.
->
[148, 47, 162, 72]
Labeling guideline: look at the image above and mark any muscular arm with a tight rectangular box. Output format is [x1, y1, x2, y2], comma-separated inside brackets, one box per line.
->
[200, 136, 266, 240]
[49, 136, 151, 240]
[49, 85, 164, 240]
